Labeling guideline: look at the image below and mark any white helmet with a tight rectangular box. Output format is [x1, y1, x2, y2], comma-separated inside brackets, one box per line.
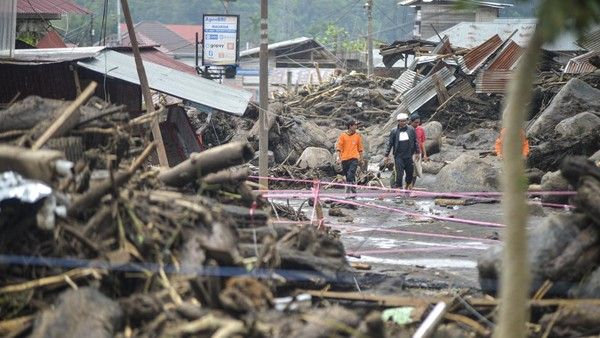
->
[397, 112, 408, 121]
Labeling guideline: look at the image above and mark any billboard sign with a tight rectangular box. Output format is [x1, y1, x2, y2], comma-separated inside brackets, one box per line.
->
[202, 14, 240, 66]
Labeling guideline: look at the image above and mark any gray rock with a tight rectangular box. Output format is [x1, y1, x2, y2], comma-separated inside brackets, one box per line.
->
[434, 154, 499, 192]
[455, 128, 499, 150]
[570, 266, 600, 298]
[422, 160, 446, 174]
[589, 149, 600, 163]
[423, 121, 443, 155]
[525, 167, 545, 184]
[30, 287, 123, 338]
[478, 213, 591, 296]
[528, 78, 600, 139]
[296, 147, 333, 169]
[540, 170, 572, 204]
[554, 112, 600, 138]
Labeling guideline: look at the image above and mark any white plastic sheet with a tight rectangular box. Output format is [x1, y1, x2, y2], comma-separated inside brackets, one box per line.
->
[0, 0, 17, 58]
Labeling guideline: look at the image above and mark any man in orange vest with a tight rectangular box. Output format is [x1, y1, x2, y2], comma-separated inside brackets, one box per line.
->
[336, 120, 364, 195]
[494, 128, 530, 158]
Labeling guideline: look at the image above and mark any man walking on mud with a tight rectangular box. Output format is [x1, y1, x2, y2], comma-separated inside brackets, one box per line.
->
[336, 120, 364, 196]
[410, 113, 428, 187]
[384, 112, 419, 190]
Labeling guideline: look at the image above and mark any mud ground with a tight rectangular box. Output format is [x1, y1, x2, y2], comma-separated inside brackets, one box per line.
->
[272, 172, 563, 294]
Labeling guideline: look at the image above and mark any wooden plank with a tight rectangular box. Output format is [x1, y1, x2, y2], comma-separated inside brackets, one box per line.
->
[31, 81, 97, 150]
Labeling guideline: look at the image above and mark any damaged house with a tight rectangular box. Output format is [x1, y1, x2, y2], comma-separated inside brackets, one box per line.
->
[0, 47, 251, 167]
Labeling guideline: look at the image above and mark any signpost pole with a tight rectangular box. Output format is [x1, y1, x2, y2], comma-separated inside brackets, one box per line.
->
[259, 0, 269, 189]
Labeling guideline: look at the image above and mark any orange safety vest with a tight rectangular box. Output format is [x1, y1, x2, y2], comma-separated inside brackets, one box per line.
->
[337, 132, 363, 161]
[494, 128, 529, 158]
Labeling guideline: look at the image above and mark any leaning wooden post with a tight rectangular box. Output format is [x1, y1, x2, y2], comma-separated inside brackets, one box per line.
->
[120, 0, 168, 167]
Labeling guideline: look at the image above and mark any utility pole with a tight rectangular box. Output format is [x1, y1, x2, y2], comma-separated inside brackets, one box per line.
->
[120, 0, 169, 167]
[259, 0, 269, 189]
[366, 0, 374, 76]
[116, 0, 122, 44]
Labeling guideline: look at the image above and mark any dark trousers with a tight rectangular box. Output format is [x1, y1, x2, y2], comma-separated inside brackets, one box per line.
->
[342, 158, 358, 193]
[393, 156, 414, 188]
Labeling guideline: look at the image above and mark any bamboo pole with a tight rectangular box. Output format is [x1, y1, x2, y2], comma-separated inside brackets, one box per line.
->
[494, 27, 544, 338]
[120, 0, 168, 167]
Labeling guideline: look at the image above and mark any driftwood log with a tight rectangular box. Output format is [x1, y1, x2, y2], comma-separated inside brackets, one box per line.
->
[202, 166, 251, 185]
[0, 145, 64, 183]
[159, 142, 254, 187]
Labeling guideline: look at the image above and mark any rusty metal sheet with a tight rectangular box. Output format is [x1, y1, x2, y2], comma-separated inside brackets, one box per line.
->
[461, 34, 503, 75]
[564, 51, 600, 74]
[487, 40, 524, 70]
[476, 69, 513, 94]
[17, 0, 89, 15]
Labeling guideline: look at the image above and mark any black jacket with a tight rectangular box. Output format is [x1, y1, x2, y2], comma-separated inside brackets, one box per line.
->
[386, 125, 419, 158]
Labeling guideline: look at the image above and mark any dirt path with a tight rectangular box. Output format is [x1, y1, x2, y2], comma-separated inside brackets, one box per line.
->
[272, 173, 555, 292]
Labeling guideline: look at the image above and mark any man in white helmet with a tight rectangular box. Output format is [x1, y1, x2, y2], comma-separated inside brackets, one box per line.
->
[384, 112, 420, 189]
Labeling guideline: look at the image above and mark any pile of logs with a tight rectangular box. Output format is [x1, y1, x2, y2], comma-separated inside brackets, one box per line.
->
[274, 72, 398, 128]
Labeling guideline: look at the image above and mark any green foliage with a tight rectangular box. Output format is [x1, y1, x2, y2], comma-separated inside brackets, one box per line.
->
[316, 23, 365, 53]
[536, 0, 600, 42]
[16, 32, 38, 46]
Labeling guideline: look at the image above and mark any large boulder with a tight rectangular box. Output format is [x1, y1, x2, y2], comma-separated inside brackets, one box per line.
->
[30, 287, 123, 338]
[296, 147, 333, 169]
[478, 213, 595, 296]
[455, 128, 499, 150]
[540, 170, 572, 204]
[528, 78, 600, 140]
[434, 154, 499, 192]
[423, 121, 443, 155]
[555, 112, 600, 138]
[271, 117, 334, 164]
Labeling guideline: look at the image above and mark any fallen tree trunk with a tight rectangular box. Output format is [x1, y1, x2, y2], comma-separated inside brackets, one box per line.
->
[159, 142, 254, 187]
[203, 166, 251, 185]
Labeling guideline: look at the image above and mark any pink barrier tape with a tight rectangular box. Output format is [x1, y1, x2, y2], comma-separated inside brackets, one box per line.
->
[332, 224, 500, 243]
[324, 197, 505, 228]
[348, 245, 487, 256]
[266, 192, 504, 228]
[249, 175, 577, 197]
[262, 190, 575, 209]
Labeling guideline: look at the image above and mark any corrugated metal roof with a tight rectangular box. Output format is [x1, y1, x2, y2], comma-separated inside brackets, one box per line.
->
[240, 37, 313, 57]
[36, 30, 66, 49]
[487, 40, 523, 70]
[432, 36, 452, 55]
[399, 0, 512, 8]
[461, 34, 503, 74]
[17, 0, 89, 15]
[476, 69, 513, 93]
[121, 21, 196, 56]
[427, 19, 586, 52]
[165, 24, 203, 44]
[563, 50, 600, 74]
[579, 28, 600, 52]
[392, 69, 425, 95]
[77, 50, 251, 116]
[120, 48, 198, 75]
[400, 67, 456, 113]
[6, 46, 104, 63]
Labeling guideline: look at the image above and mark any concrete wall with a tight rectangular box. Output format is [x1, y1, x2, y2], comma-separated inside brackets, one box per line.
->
[475, 7, 499, 22]
[419, 4, 498, 39]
